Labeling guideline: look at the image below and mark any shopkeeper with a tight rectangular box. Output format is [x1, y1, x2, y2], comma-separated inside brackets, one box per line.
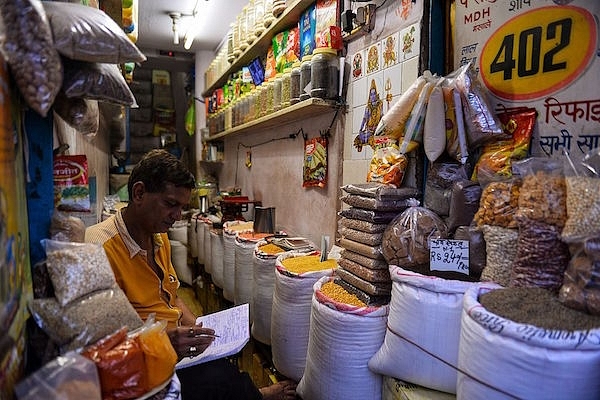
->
[85, 149, 296, 400]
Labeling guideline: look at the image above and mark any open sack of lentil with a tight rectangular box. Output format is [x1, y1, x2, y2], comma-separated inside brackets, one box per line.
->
[29, 240, 143, 352]
[251, 239, 288, 345]
[368, 266, 487, 394]
[297, 276, 389, 400]
[458, 286, 600, 399]
[270, 252, 337, 382]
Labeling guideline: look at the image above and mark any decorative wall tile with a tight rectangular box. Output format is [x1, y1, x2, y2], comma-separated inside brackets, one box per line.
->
[351, 50, 365, 81]
[399, 22, 420, 61]
[401, 56, 419, 92]
[381, 32, 399, 68]
[365, 42, 381, 75]
[382, 63, 402, 115]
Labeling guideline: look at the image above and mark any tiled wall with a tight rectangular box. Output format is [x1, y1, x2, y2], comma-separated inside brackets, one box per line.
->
[343, 0, 424, 187]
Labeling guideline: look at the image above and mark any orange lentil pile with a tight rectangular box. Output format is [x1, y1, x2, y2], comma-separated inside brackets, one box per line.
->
[238, 232, 272, 241]
[280, 255, 337, 274]
[258, 243, 285, 254]
[320, 281, 366, 307]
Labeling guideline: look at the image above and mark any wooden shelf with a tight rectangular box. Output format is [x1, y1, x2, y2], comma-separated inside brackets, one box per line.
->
[204, 98, 342, 142]
[201, 0, 316, 97]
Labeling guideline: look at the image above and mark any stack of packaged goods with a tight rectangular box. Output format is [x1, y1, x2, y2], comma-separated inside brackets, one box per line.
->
[336, 183, 420, 306]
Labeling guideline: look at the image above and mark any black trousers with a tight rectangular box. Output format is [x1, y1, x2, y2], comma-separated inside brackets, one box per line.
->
[176, 358, 263, 400]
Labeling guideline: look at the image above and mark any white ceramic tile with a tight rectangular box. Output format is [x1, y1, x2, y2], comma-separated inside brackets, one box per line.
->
[351, 76, 368, 108]
[382, 62, 403, 114]
[401, 57, 420, 92]
[350, 50, 365, 81]
[365, 42, 381, 75]
[381, 32, 399, 69]
[343, 159, 370, 184]
[400, 22, 420, 61]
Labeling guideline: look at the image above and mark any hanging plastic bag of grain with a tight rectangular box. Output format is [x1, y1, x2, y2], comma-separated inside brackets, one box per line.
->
[271, 252, 337, 382]
[168, 220, 188, 245]
[235, 231, 272, 320]
[458, 286, 600, 399]
[222, 221, 254, 301]
[210, 224, 224, 295]
[251, 239, 287, 345]
[369, 266, 489, 394]
[297, 276, 388, 400]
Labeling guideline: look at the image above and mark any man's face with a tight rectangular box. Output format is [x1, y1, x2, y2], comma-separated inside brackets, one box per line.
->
[140, 182, 191, 233]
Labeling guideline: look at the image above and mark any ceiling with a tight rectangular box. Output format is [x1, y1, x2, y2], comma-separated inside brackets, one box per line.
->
[134, 0, 247, 57]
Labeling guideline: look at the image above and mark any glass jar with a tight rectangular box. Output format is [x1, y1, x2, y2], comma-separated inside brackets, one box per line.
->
[272, 73, 282, 112]
[227, 23, 235, 63]
[254, 0, 265, 37]
[224, 105, 232, 131]
[239, 6, 249, 52]
[232, 16, 241, 57]
[299, 55, 312, 101]
[246, 0, 257, 46]
[263, 0, 275, 28]
[310, 48, 340, 100]
[290, 62, 301, 105]
[266, 79, 274, 115]
[272, 0, 286, 18]
[280, 68, 292, 109]
[247, 89, 256, 123]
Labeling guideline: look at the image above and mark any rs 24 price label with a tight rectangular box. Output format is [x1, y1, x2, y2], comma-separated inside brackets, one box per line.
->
[429, 239, 469, 275]
[480, 6, 596, 101]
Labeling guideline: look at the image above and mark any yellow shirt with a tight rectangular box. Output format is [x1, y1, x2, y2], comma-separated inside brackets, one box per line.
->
[85, 209, 182, 328]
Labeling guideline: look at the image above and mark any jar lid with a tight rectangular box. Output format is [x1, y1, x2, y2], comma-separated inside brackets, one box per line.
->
[292, 61, 301, 68]
[313, 47, 338, 55]
[301, 54, 313, 62]
[283, 67, 292, 73]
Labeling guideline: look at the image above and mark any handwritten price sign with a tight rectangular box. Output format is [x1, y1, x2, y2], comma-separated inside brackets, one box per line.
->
[429, 239, 469, 275]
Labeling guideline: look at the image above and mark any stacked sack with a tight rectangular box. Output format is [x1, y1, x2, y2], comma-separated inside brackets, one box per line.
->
[337, 183, 420, 305]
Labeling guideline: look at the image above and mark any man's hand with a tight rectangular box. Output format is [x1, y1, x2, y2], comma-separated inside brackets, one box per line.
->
[168, 323, 216, 360]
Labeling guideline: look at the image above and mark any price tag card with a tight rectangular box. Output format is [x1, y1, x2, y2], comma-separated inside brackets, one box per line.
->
[429, 239, 469, 275]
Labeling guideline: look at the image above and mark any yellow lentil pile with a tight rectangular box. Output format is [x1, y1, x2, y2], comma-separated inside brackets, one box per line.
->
[258, 243, 285, 255]
[281, 255, 337, 274]
[320, 281, 366, 307]
[226, 221, 254, 232]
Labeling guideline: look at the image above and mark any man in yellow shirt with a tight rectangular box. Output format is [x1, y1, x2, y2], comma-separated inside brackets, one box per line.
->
[86, 149, 296, 400]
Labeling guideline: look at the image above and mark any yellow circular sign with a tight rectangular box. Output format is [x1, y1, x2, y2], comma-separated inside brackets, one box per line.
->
[480, 6, 597, 101]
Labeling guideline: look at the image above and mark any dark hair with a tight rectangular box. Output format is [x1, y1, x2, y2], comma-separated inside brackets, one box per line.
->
[128, 149, 195, 199]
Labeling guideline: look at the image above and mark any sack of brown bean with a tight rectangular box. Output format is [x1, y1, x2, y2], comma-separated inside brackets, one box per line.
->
[341, 194, 412, 211]
[381, 200, 448, 273]
[512, 157, 567, 228]
[559, 236, 600, 315]
[341, 183, 420, 201]
[510, 216, 569, 292]
[424, 161, 468, 217]
[0, 0, 62, 117]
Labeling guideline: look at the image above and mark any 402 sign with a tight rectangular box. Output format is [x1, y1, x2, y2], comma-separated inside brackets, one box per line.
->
[480, 6, 597, 101]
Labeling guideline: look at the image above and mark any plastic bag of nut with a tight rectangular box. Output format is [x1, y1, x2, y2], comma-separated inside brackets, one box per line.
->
[0, 0, 62, 117]
[559, 236, 600, 315]
[473, 178, 521, 229]
[512, 157, 567, 228]
[381, 199, 448, 273]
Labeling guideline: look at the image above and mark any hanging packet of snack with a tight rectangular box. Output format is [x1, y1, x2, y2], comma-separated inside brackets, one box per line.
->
[374, 75, 426, 140]
[471, 106, 536, 182]
[453, 61, 507, 148]
[53, 154, 91, 212]
[303, 136, 328, 188]
[367, 137, 408, 187]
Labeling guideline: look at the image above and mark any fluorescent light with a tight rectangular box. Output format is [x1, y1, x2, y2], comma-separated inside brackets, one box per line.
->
[184, 27, 196, 50]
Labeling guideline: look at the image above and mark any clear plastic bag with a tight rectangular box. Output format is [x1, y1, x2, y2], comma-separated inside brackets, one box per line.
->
[340, 194, 411, 211]
[381, 202, 448, 269]
[559, 236, 600, 315]
[49, 210, 86, 243]
[14, 351, 101, 400]
[473, 178, 521, 229]
[53, 92, 99, 137]
[42, 239, 116, 306]
[62, 60, 137, 107]
[42, 1, 146, 64]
